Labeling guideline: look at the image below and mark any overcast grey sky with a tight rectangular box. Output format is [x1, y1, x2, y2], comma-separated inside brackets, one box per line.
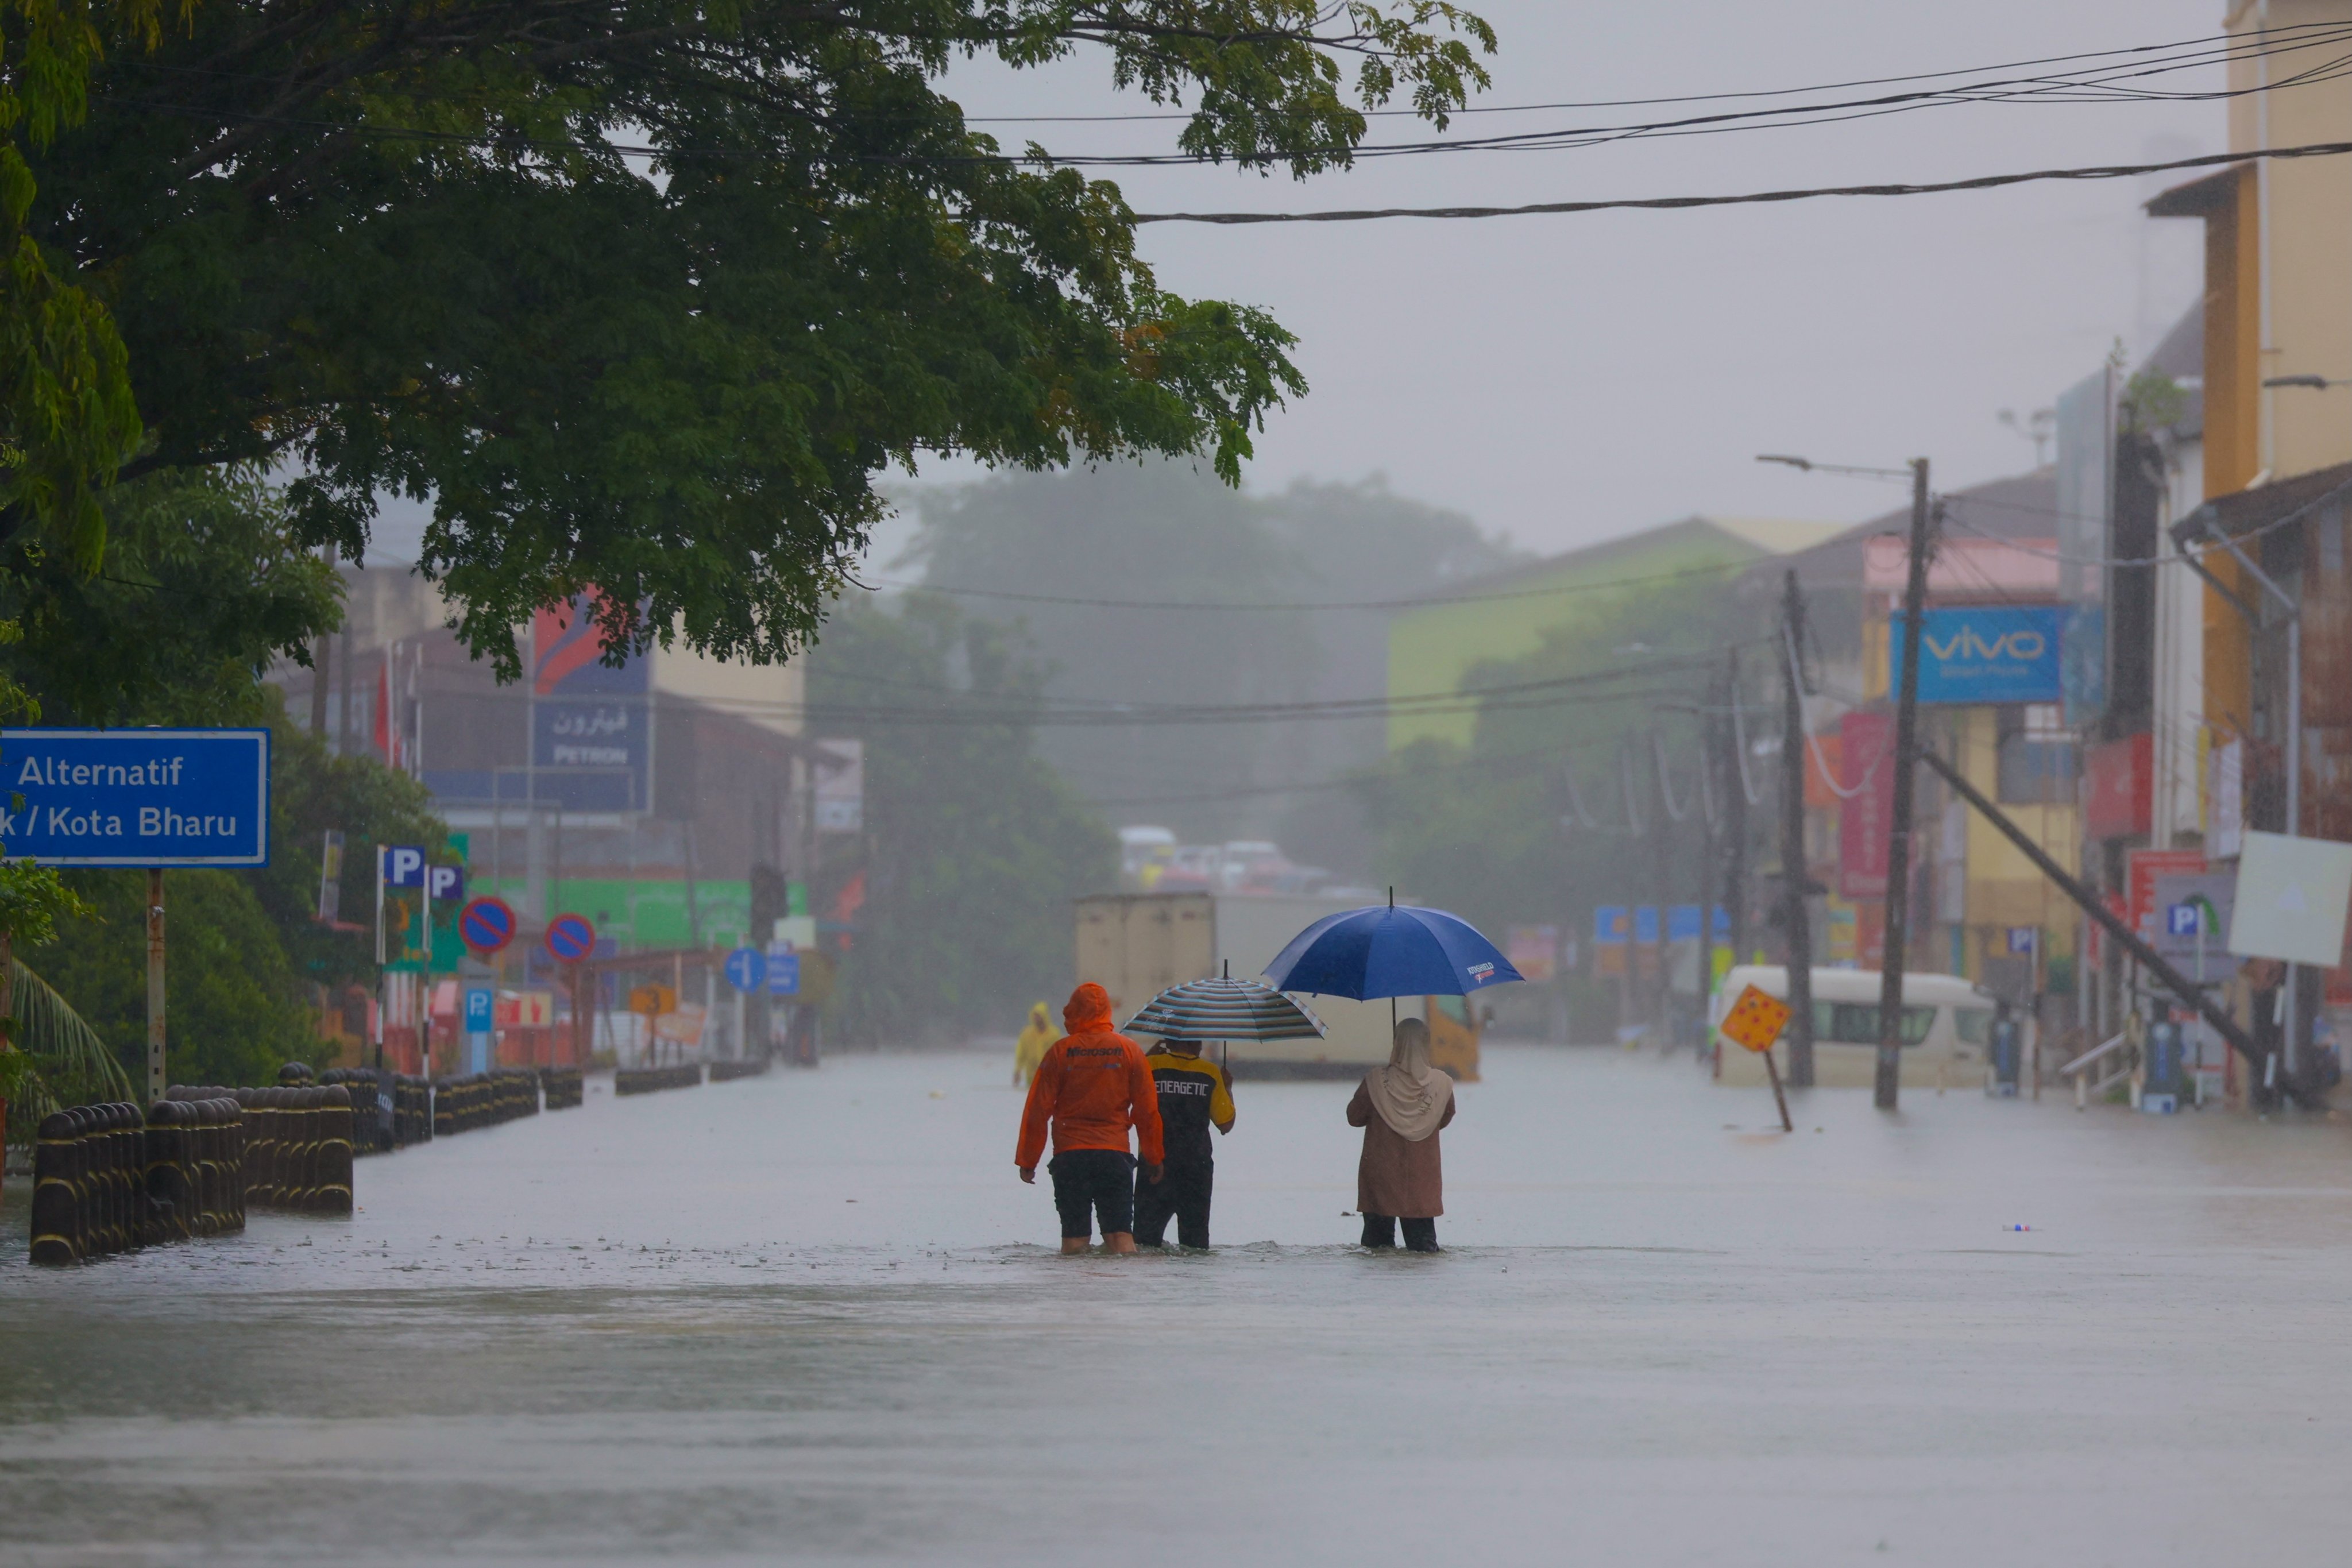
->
[370, 1, 2231, 568]
[896, 0, 2226, 558]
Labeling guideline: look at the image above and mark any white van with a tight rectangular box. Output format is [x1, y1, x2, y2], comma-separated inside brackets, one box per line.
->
[1710, 965, 2000, 1090]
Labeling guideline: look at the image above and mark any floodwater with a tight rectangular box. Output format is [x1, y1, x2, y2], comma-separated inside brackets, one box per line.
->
[5, 1044, 2352, 1566]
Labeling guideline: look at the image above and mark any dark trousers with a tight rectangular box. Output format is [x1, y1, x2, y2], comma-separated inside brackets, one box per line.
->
[1135, 1159, 1213, 1248]
[1361, 1213, 1438, 1252]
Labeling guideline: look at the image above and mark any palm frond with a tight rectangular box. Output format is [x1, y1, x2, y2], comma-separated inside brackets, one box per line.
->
[4, 959, 134, 1142]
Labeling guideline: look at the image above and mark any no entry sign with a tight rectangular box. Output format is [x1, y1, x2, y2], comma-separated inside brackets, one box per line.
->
[544, 912, 596, 963]
[459, 896, 516, 954]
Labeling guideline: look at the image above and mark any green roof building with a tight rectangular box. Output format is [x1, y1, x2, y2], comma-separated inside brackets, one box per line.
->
[1385, 515, 1841, 751]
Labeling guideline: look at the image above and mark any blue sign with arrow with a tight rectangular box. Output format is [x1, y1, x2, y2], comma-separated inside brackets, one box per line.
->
[723, 946, 767, 994]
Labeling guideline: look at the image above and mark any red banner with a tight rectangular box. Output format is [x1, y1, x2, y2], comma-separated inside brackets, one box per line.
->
[2084, 733, 2153, 842]
[1837, 711, 1896, 900]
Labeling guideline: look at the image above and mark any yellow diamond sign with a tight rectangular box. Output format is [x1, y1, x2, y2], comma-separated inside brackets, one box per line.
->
[1720, 984, 1791, 1055]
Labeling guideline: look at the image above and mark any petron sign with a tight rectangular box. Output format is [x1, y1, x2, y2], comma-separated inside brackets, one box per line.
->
[1890, 606, 2067, 705]
[0, 729, 269, 866]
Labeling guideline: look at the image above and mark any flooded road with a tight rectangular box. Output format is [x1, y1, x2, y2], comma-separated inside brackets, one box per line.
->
[5, 1044, 2352, 1566]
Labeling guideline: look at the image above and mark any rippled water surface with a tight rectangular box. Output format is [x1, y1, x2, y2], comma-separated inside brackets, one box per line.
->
[6, 1044, 2352, 1566]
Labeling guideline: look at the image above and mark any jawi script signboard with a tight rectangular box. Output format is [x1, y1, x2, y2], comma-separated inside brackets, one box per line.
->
[1, 729, 271, 866]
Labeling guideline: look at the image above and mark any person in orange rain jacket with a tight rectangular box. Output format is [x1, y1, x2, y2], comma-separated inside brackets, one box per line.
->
[1016, 983, 1165, 1254]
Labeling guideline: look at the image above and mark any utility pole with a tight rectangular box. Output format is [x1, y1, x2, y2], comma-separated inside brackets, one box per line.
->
[1779, 570, 1816, 1086]
[1723, 648, 1751, 971]
[1875, 459, 1934, 1111]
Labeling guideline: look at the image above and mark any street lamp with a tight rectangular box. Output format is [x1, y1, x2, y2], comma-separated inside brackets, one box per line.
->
[1755, 452, 1933, 1111]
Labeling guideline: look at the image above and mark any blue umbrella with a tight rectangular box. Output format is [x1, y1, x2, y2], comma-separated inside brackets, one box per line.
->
[1262, 894, 1524, 1002]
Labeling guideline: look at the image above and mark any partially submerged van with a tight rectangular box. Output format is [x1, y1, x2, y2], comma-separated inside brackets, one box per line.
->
[1710, 965, 1999, 1090]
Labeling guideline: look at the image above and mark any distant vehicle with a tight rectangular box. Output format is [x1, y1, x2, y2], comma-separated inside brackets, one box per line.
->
[1708, 965, 1998, 1090]
[1156, 843, 1225, 892]
[1075, 891, 1481, 1080]
[1117, 825, 1176, 889]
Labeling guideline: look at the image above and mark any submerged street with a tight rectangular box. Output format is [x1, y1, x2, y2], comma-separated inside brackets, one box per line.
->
[5, 1044, 2351, 1566]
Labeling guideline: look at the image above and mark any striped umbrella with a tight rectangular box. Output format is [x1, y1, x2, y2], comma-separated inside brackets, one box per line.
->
[1121, 975, 1327, 1045]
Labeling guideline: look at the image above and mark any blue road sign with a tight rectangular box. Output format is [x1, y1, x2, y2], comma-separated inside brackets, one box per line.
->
[1633, 905, 1661, 945]
[428, 864, 465, 903]
[768, 952, 802, 997]
[385, 845, 427, 887]
[544, 913, 596, 963]
[1890, 606, 2068, 706]
[463, 987, 495, 1032]
[2007, 926, 2040, 955]
[0, 728, 270, 866]
[2166, 903, 2203, 937]
[1593, 906, 1629, 945]
[458, 896, 515, 953]
[723, 946, 767, 994]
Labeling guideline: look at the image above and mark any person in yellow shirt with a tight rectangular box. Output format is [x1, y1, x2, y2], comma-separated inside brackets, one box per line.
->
[1134, 1037, 1235, 1248]
[1013, 1001, 1059, 1086]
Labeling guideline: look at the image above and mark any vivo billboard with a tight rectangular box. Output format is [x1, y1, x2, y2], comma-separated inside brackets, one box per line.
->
[1891, 606, 2066, 705]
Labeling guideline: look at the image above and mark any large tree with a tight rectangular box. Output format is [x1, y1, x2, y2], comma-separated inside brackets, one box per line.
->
[7, 1, 1494, 675]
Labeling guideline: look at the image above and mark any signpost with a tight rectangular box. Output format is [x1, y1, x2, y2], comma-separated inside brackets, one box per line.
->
[544, 912, 598, 1068]
[458, 896, 517, 955]
[1719, 983, 1795, 1132]
[464, 986, 494, 1075]
[544, 913, 596, 964]
[768, 951, 802, 998]
[1, 728, 272, 1103]
[723, 947, 766, 1057]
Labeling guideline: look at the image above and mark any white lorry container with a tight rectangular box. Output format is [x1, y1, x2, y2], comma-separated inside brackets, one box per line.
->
[1073, 891, 1481, 1080]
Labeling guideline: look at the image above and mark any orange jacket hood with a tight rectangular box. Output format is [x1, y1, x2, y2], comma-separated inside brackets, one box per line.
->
[1063, 983, 1114, 1034]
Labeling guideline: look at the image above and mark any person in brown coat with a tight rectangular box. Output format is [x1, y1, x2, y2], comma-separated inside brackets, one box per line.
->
[1346, 1017, 1455, 1252]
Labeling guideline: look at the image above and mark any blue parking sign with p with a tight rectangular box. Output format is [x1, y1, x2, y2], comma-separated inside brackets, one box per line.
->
[463, 987, 494, 1032]
[2166, 903, 2202, 937]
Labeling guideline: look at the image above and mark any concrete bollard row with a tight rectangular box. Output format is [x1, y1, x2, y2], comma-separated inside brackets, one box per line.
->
[542, 1067, 585, 1110]
[430, 1068, 542, 1136]
[30, 1098, 245, 1264]
[141, 1098, 248, 1241]
[707, 1059, 770, 1083]
[614, 1064, 704, 1096]
[167, 1085, 354, 1215]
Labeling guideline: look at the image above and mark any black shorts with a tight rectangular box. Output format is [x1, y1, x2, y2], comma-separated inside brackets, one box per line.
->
[1048, 1149, 1136, 1239]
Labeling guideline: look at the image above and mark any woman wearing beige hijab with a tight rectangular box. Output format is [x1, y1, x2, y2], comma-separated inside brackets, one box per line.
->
[1345, 1017, 1456, 1252]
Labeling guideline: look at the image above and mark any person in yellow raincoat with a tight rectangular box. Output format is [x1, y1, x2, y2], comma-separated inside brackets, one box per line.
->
[1013, 1001, 1059, 1086]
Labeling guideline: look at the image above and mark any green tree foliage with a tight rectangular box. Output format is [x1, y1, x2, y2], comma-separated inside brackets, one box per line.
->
[42, 866, 311, 1088]
[24, 1, 1493, 675]
[260, 708, 451, 995]
[806, 592, 1114, 1041]
[907, 463, 1521, 864]
[0, 0, 165, 571]
[1359, 574, 1764, 954]
[0, 961, 134, 1148]
[1, 466, 339, 724]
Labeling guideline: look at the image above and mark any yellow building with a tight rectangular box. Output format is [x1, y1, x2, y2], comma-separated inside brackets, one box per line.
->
[2150, 0, 2352, 757]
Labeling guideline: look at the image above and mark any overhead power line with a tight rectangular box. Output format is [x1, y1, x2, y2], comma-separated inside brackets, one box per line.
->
[105, 24, 2351, 174]
[949, 22, 2352, 123]
[1131, 137, 2352, 225]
